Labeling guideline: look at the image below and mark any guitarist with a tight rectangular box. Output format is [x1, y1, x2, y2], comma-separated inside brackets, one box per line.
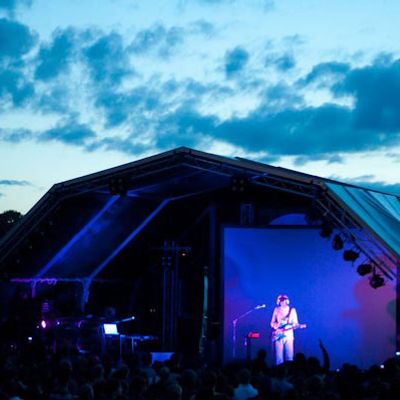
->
[270, 294, 299, 365]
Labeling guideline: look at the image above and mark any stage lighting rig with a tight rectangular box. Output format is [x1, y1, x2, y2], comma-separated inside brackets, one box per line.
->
[357, 263, 372, 276]
[369, 272, 385, 289]
[332, 234, 344, 250]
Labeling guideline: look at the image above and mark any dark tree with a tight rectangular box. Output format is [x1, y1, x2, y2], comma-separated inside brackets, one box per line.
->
[0, 210, 23, 238]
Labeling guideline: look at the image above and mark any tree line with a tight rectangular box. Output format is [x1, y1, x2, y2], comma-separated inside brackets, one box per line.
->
[0, 210, 23, 239]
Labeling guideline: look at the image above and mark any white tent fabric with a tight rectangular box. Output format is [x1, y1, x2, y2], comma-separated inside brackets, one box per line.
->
[326, 182, 400, 259]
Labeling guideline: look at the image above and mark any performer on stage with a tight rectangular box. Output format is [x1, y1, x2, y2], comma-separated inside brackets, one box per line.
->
[270, 294, 299, 365]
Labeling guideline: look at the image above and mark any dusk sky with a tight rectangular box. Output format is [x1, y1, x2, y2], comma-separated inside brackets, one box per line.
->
[1, 0, 400, 213]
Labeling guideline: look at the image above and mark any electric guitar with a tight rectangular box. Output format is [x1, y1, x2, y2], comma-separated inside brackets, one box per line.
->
[271, 323, 307, 342]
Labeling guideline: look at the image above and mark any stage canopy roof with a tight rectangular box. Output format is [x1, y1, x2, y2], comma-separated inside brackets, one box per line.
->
[0, 147, 398, 285]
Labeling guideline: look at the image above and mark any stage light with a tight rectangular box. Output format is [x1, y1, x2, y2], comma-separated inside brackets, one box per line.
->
[357, 263, 372, 276]
[231, 176, 248, 192]
[179, 246, 191, 257]
[369, 273, 385, 289]
[319, 221, 333, 238]
[108, 177, 128, 196]
[41, 320, 47, 329]
[332, 234, 343, 250]
[343, 249, 359, 262]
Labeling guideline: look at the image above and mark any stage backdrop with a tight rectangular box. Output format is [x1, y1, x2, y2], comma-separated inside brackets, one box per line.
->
[223, 223, 396, 369]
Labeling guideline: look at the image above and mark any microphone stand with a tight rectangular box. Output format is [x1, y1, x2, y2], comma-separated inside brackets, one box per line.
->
[232, 306, 264, 358]
[110, 316, 135, 362]
[114, 316, 135, 324]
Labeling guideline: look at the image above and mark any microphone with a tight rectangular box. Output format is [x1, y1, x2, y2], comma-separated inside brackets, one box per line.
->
[255, 304, 266, 310]
[117, 316, 136, 323]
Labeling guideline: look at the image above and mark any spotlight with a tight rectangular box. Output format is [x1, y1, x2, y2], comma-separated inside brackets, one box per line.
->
[231, 176, 248, 192]
[369, 273, 385, 289]
[357, 263, 372, 276]
[179, 246, 191, 257]
[108, 177, 128, 196]
[320, 221, 333, 238]
[343, 249, 359, 262]
[332, 234, 343, 250]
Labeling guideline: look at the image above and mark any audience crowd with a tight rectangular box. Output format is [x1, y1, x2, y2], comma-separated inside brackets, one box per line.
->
[0, 339, 399, 400]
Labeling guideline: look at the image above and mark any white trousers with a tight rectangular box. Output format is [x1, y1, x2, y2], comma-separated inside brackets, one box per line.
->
[275, 338, 294, 365]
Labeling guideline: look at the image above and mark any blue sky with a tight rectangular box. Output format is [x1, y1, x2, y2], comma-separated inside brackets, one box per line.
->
[1, 0, 400, 213]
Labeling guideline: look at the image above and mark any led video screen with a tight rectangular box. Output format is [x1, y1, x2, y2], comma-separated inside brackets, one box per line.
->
[223, 226, 396, 369]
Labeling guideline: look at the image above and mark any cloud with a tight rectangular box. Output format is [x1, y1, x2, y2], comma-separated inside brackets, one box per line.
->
[298, 61, 350, 87]
[37, 85, 70, 113]
[386, 152, 400, 162]
[84, 32, 132, 86]
[35, 28, 76, 81]
[263, 83, 304, 110]
[0, 179, 30, 186]
[40, 118, 96, 146]
[274, 53, 296, 71]
[94, 77, 233, 130]
[90, 56, 400, 159]
[86, 137, 148, 155]
[0, 18, 36, 60]
[215, 104, 357, 154]
[129, 24, 184, 58]
[189, 20, 216, 37]
[224, 46, 249, 78]
[283, 34, 304, 46]
[149, 99, 399, 158]
[0, 121, 96, 149]
[0, 69, 34, 105]
[265, 52, 296, 72]
[0, 19, 36, 106]
[0, 128, 32, 143]
[0, 0, 32, 15]
[332, 58, 400, 133]
[95, 85, 161, 128]
[294, 153, 344, 166]
[154, 106, 217, 149]
[0, 177, 31, 201]
[2, 17, 398, 167]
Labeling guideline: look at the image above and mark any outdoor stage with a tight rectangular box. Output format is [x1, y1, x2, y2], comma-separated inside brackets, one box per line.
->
[0, 148, 398, 368]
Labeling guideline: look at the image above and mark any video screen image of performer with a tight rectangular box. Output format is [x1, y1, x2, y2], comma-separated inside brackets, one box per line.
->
[270, 294, 306, 365]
